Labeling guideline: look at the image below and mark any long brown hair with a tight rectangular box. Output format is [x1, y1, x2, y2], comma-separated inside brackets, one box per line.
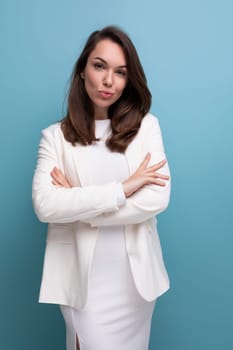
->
[61, 26, 151, 152]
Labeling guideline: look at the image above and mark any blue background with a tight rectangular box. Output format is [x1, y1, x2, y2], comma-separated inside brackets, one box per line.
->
[1, 0, 232, 349]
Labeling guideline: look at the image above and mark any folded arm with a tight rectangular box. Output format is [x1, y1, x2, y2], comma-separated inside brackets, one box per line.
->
[82, 116, 171, 226]
[32, 127, 125, 223]
[33, 116, 171, 225]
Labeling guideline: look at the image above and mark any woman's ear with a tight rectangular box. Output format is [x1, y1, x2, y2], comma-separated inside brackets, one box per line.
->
[80, 72, 85, 79]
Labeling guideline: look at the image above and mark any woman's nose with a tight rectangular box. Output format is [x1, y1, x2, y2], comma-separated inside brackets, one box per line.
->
[103, 70, 113, 87]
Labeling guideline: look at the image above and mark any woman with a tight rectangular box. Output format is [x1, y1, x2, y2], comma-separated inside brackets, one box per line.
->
[32, 26, 171, 350]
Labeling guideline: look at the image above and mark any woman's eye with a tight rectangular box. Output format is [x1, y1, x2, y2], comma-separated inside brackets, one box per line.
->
[116, 70, 127, 77]
[94, 63, 104, 70]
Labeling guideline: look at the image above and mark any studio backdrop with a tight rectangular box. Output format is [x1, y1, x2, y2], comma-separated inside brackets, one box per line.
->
[1, 0, 232, 349]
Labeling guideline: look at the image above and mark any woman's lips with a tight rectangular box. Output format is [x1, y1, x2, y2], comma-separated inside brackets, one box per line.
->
[98, 91, 114, 98]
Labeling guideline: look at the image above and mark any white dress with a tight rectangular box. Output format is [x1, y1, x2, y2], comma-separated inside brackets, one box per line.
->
[60, 119, 155, 350]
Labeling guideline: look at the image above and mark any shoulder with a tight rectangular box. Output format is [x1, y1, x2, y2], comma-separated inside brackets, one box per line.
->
[38, 123, 67, 151]
[41, 122, 64, 140]
[42, 122, 61, 135]
[128, 113, 161, 148]
[140, 113, 160, 132]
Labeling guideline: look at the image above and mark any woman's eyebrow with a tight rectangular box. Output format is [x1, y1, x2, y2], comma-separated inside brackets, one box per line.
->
[93, 56, 127, 68]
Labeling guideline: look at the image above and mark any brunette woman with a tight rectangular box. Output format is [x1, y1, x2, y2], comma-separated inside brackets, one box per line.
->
[32, 25, 171, 350]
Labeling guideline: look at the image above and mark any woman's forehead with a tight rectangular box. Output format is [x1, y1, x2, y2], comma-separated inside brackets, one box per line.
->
[88, 39, 127, 67]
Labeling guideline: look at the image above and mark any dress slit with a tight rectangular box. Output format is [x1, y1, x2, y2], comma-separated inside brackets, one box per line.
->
[60, 305, 77, 350]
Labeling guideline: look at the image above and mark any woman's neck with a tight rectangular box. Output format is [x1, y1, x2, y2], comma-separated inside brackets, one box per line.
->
[94, 106, 109, 120]
[95, 116, 109, 120]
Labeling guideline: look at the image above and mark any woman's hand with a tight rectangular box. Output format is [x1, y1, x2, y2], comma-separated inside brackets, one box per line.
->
[50, 167, 73, 188]
[122, 153, 169, 198]
[50, 152, 169, 197]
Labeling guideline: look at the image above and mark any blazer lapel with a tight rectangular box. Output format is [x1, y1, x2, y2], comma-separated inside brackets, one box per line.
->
[62, 141, 93, 187]
[70, 143, 94, 186]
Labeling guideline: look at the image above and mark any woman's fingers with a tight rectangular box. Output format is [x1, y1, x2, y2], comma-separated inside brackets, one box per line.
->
[51, 180, 63, 187]
[50, 167, 63, 183]
[123, 156, 169, 197]
[50, 167, 72, 188]
[139, 156, 167, 172]
[139, 152, 151, 169]
[154, 172, 170, 180]
[149, 159, 167, 171]
[145, 168, 169, 179]
[143, 159, 169, 180]
[146, 176, 167, 186]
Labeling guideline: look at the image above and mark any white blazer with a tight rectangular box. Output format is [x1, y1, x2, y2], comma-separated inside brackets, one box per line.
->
[32, 113, 171, 309]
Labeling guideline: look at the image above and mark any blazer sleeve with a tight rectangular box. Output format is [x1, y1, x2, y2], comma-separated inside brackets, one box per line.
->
[82, 116, 171, 226]
[32, 126, 124, 224]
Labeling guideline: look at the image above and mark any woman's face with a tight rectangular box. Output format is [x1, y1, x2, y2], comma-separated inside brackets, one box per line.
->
[82, 39, 128, 119]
